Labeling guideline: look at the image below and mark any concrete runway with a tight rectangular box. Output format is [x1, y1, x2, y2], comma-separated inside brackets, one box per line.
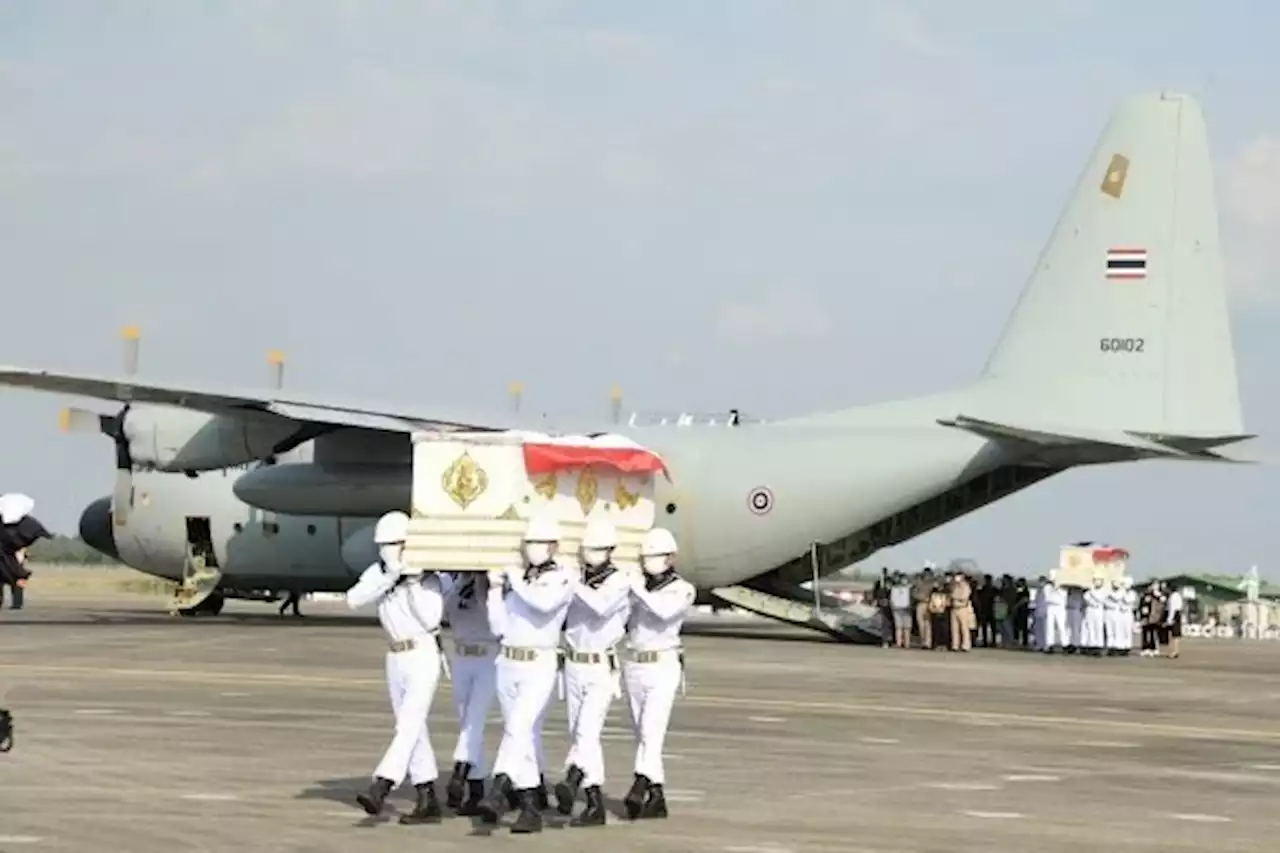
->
[2, 598, 1279, 852]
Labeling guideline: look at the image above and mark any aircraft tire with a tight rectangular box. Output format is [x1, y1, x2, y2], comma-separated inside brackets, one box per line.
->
[178, 593, 225, 618]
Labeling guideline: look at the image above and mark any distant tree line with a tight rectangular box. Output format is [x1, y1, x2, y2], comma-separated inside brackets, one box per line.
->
[26, 534, 122, 565]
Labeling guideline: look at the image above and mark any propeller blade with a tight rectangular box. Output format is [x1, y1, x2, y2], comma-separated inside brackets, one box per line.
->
[112, 467, 133, 526]
[509, 381, 523, 414]
[121, 325, 140, 380]
[268, 349, 285, 390]
[60, 407, 108, 434]
[610, 386, 623, 424]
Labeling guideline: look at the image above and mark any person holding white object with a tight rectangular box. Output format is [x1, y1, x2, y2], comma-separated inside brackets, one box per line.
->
[622, 527, 695, 821]
[476, 515, 573, 834]
[347, 511, 447, 825]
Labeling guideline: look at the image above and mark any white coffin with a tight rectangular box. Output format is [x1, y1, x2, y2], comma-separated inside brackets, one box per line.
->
[405, 430, 666, 573]
[1057, 543, 1128, 588]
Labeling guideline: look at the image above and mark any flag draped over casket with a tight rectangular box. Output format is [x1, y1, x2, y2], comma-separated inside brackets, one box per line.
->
[515, 432, 669, 478]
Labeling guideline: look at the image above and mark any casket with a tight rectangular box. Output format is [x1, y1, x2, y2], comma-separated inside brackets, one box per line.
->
[404, 430, 668, 573]
[1057, 542, 1129, 588]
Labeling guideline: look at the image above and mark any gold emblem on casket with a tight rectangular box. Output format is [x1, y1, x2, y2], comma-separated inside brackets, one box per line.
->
[614, 479, 639, 511]
[575, 467, 599, 514]
[441, 451, 488, 510]
[532, 473, 557, 501]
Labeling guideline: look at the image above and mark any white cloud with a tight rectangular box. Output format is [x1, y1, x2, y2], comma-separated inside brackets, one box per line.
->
[715, 287, 833, 345]
[867, 2, 962, 60]
[1221, 136, 1280, 300]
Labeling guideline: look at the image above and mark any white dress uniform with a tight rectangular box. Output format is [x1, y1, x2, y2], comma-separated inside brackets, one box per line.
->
[1066, 588, 1084, 650]
[441, 572, 498, 811]
[554, 558, 631, 822]
[1042, 581, 1068, 650]
[346, 512, 446, 823]
[1119, 580, 1137, 654]
[1082, 582, 1106, 654]
[477, 558, 573, 831]
[1031, 581, 1048, 650]
[622, 531, 694, 821]
[1102, 583, 1123, 653]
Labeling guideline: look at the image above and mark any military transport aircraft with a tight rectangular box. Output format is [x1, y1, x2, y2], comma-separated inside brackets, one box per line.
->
[5, 92, 1256, 641]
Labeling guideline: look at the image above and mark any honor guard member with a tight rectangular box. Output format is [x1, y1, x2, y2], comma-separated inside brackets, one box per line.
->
[1119, 577, 1138, 656]
[441, 570, 499, 815]
[1081, 574, 1107, 656]
[476, 515, 574, 833]
[1103, 578, 1124, 656]
[622, 527, 695, 821]
[346, 511, 447, 825]
[1041, 571, 1069, 653]
[1066, 585, 1084, 653]
[554, 518, 632, 826]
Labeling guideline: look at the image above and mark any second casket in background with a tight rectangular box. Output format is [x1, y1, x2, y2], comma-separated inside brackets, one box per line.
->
[1057, 543, 1129, 588]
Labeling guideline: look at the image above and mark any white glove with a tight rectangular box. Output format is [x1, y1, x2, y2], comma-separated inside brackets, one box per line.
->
[486, 568, 506, 586]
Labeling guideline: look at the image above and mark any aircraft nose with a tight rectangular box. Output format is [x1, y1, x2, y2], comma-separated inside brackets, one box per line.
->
[78, 496, 120, 561]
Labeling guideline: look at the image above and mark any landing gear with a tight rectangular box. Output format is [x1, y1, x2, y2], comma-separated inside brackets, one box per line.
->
[178, 592, 225, 617]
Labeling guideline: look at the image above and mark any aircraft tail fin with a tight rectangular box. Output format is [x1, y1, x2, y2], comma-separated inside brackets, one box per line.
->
[976, 92, 1245, 439]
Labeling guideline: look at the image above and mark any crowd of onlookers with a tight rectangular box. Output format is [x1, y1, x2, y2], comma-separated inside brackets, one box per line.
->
[868, 564, 1186, 658]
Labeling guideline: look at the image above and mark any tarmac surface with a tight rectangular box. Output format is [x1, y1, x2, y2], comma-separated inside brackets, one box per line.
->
[2, 596, 1280, 852]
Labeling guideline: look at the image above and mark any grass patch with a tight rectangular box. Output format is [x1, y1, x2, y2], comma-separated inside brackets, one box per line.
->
[24, 562, 176, 597]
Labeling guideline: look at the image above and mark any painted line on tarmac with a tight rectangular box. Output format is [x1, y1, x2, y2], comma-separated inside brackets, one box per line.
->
[6, 662, 1280, 743]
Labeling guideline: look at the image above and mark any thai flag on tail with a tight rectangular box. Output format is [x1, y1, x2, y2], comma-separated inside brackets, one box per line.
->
[1106, 247, 1147, 280]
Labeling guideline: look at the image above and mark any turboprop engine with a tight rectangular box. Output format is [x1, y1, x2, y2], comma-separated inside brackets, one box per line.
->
[64, 402, 299, 473]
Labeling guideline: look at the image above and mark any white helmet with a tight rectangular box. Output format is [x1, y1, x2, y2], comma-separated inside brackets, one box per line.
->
[523, 515, 561, 543]
[641, 527, 678, 557]
[1047, 569, 1058, 583]
[373, 511, 409, 544]
[0, 493, 34, 525]
[582, 518, 618, 549]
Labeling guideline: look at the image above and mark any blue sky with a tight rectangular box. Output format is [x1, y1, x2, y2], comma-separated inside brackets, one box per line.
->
[2, 1, 1278, 578]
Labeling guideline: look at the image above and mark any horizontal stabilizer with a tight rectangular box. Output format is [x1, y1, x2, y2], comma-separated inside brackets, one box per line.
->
[939, 414, 1255, 462]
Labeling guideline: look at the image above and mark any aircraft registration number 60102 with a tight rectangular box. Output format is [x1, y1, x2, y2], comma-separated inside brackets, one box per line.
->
[1099, 337, 1144, 353]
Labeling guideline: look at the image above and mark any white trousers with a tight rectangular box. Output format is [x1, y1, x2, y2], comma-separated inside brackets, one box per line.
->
[1044, 606, 1068, 648]
[1032, 607, 1046, 649]
[1110, 611, 1133, 650]
[1067, 609, 1083, 646]
[373, 644, 442, 786]
[1103, 610, 1122, 649]
[1082, 608, 1105, 648]
[623, 654, 681, 785]
[563, 660, 619, 787]
[492, 652, 559, 789]
[450, 650, 497, 778]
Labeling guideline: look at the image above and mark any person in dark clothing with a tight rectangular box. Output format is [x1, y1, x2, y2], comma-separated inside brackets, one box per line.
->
[0, 493, 53, 610]
[1012, 579, 1031, 647]
[975, 574, 998, 647]
[278, 590, 303, 617]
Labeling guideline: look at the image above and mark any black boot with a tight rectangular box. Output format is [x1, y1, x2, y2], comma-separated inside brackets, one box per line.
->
[445, 761, 471, 809]
[456, 779, 486, 816]
[398, 781, 443, 825]
[623, 773, 649, 820]
[476, 773, 513, 824]
[534, 774, 550, 810]
[510, 789, 543, 834]
[570, 785, 606, 826]
[640, 782, 668, 819]
[356, 776, 395, 816]
[555, 765, 585, 815]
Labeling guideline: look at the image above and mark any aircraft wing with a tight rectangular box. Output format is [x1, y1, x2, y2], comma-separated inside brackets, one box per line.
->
[939, 414, 1257, 462]
[0, 365, 525, 434]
